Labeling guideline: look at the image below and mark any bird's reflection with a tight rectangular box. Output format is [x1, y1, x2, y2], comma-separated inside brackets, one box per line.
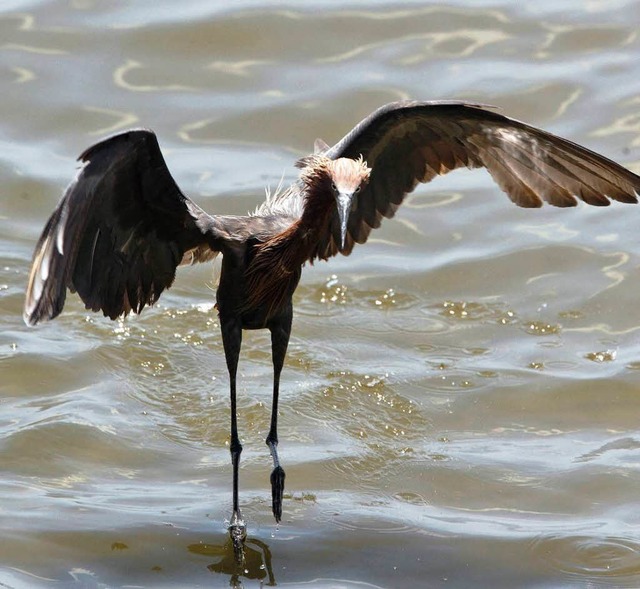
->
[188, 536, 276, 587]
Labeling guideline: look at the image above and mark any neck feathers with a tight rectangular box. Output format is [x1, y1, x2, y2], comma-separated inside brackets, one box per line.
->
[244, 155, 370, 316]
[244, 161, 334, 315]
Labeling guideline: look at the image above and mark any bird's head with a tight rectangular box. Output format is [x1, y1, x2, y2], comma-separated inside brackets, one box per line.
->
[298, 155, 371, 249]
[328, 157, 372, 248]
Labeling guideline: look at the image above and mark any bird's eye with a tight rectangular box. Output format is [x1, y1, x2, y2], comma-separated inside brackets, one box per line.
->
[331, 183, 337, 192]
[355, 186, 361, 193]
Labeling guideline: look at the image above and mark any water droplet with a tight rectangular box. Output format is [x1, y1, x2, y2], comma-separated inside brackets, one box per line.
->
[523, 320, 561, 336]
[585, 349, 617, 363]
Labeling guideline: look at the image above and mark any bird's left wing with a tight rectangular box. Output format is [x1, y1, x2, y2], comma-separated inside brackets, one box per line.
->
[24, 129, 223, 325]
[314, 100, 640, 258]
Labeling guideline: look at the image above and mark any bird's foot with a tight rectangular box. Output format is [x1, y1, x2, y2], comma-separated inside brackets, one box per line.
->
[270, 465, 285, 523]
[228, 511, 247, 554]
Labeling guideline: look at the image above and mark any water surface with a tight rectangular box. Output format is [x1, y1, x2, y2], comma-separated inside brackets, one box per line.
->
[2, 1, 640, 587]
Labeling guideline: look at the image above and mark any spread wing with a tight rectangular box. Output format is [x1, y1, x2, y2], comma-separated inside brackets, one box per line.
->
[24, 129, 222, 325]
[315, 100, 640, 258]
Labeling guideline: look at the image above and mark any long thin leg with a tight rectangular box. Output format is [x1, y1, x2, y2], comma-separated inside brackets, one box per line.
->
[267, 309, 292, 523]
[220, 315, 246, 548]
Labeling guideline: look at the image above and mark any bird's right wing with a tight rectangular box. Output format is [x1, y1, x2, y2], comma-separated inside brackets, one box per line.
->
[24, 129, 224, 325]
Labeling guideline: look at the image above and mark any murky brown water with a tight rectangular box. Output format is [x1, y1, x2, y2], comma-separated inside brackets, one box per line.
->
[3, 1, 640, 587]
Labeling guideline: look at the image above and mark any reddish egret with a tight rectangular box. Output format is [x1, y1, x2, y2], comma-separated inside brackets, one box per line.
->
[24, 101, 640, 545]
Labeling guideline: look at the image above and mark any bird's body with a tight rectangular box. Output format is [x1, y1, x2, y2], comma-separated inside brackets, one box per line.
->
[24, 100, 640, 549]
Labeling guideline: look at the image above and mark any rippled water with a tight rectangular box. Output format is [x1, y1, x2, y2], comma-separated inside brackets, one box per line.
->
[3, 1, 640, 587]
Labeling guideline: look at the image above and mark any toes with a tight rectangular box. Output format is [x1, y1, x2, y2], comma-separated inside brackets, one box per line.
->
[270, 466, 286, 522]
[228, 511, 247, 551]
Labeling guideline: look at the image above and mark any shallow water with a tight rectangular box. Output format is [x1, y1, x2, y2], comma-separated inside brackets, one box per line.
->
[2, 1, 640, 587]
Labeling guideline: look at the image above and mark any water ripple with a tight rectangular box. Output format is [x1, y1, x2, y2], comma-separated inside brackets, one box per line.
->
[530, 534, 640, 579]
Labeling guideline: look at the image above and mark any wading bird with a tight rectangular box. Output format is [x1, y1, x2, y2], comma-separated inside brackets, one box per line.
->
[24, 100, 640, 547]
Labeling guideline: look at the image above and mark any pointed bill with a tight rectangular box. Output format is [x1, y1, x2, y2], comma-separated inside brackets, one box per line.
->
[336, 192, 353, 250]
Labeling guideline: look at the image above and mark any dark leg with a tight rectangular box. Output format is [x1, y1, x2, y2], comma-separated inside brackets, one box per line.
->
[220, 315, 246, 548]
[267, 310, 292, 523]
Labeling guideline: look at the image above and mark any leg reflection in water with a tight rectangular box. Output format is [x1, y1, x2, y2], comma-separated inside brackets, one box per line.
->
[188, 535, 276, 587]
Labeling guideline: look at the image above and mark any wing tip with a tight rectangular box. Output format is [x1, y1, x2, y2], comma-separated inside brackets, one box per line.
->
[23, 296, 48, 327]
[77, 127, 158, 162]
[23, 291, 63, 327]
[22, 308, 37, 327]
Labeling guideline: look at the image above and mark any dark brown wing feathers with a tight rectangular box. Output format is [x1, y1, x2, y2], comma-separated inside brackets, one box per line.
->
[24, 129, 219, 325]
[317, 100, 640, 259]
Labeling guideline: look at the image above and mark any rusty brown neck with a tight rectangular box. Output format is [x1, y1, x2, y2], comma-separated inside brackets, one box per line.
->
[243, 168, 334, 315]
[295, 170, 335, 253]
[244, 155, 371, 315]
